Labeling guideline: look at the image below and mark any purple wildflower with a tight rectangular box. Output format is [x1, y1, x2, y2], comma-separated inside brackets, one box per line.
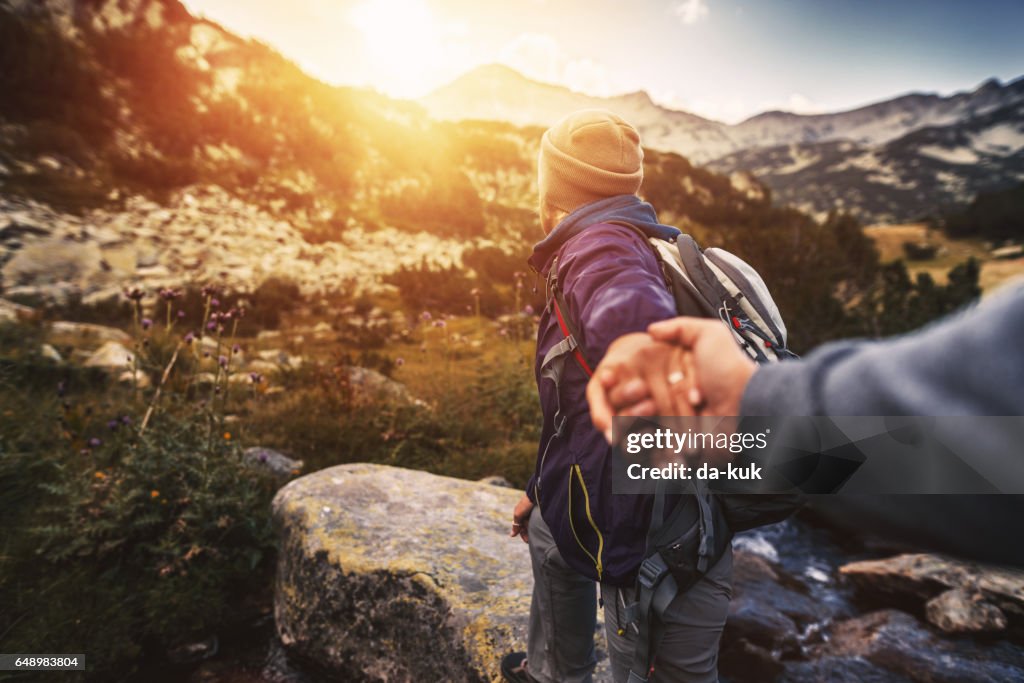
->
[123, 287, 145, 301]
[107, 419, 120, 431]
[183, 332, 195, 344]
[210, 298, 220, 309]
[87, 437, 102, 448]
[395, 357, 405, 367]
[218, 355, 228, 369]
[258, 453, 268, 463]
[206, 321, 216, 331]
[232, 344, 241, 354]
[249, 372, 263, 384]
[141, 318, 153, 330]
[523, 304, 534, 315]
[433, 320, 446, 329]
[420, 311, 432, 322]
[177, 309, 186, 319]
[120, 415, 132, 425]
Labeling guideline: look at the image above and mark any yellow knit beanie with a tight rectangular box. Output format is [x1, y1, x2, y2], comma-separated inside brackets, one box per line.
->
[538, 109, 644, 214]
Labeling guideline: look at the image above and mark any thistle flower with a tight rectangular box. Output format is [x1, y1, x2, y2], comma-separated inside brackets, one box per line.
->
[258, 453, 268, 463]
[523, 304, 534, 315]
[201, 285, 218, 298]
[177, 309, 186, 319]
[107, 419, 120, 431]
[210, 298, 220, 309]
[87, 437, 102, 448]
[123, 287, 145, 301]
[206, 321, 216, 331]
[218, 355, 228, 369]
[433, 320, 446, 329]
[249, 372, 263, 384]
[395, 357, 405, 367]
[158, 287, 181, 301]
[232, 344, 241, 354]
[141, 318, 153, 330]
[183, 332, 195, 344]
[120, 415, 132, 425]
[420, 311, 432, 322]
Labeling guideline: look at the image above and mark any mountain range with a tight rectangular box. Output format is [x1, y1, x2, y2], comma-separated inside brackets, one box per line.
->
[0, 0, 768, 302]
[422, 64, 1024, 223]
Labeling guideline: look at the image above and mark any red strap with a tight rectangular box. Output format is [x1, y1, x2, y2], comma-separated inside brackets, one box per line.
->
[553, 299, 594, 377]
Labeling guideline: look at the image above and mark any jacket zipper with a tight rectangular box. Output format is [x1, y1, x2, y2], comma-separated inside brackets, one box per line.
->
[568, 464, 604, 581]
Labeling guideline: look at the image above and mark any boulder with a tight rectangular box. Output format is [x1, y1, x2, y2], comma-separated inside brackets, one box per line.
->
[48, 321, 131, 347]
[272, 464, 536, 682]
[839, 553, 1024, 631]
[39, 344, 63, 363]
[345, 366, 421, 406]
[244, 447, 303, 478]
[117, 369, 151, 389]
[2, 237, 106, 288]
[84, 341, 134, 369]
[0, 298, 34, 322]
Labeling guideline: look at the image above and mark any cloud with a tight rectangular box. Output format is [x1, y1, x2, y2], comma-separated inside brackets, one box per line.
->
[498, 33, 614, 97]
[498, 33, 562, 83]
[563, 58, 612, 97]
[672, 0, 709, 25]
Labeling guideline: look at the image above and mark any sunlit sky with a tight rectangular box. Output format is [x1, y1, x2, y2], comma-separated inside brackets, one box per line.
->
[182, 0, 1024, 124]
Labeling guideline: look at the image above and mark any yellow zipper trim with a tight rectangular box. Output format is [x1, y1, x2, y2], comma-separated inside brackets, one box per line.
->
[568, 464, 604, 581]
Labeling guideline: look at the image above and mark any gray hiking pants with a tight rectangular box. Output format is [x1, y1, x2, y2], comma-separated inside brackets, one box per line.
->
[526, 506, 733, 683]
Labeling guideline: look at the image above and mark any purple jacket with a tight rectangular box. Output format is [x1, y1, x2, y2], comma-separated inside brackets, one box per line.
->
[526, 195, 680, 586]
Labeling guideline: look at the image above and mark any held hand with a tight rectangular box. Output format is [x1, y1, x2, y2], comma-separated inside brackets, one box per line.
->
[647, 317, 758, 417]
[587, 332, 699, 442]
[510, 494, 534, 543]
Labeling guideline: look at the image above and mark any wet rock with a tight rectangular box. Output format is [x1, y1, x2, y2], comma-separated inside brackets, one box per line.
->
[925, 588, 1007, 634]
[84, 341, 134, 369]
[779, 656, 914, 682]
[811, 609, 1024, 682]
[272, 464, 534, 682]
[840, 553, 1024, 631]
[244, 447, 303, 478]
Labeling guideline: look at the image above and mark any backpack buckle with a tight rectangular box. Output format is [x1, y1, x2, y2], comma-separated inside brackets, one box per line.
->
[637, 554, 669, 590]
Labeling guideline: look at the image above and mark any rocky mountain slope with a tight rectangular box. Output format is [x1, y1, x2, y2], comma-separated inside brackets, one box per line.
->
[422, 64, 1024, 224]
[0, 0, 774, 304]
[709, 100, 1024, 223]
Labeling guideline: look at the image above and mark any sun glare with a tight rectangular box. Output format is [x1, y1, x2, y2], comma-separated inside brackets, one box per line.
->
[350, 0, 443, 97]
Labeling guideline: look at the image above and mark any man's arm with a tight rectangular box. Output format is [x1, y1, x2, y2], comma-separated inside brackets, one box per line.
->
[740, 282, 1024, 417]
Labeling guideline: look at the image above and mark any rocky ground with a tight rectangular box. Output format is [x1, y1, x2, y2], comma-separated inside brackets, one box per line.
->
[0, 184, 472, 305]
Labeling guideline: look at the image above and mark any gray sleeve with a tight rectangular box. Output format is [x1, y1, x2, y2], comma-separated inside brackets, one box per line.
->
[740, 282, 1024, 417]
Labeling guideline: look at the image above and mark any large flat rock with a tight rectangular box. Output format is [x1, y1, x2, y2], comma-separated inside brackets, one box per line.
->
[271, 464, 538, 682]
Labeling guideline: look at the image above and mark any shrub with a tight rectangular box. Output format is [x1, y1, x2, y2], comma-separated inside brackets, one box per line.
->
[0, 406, 277, 680]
